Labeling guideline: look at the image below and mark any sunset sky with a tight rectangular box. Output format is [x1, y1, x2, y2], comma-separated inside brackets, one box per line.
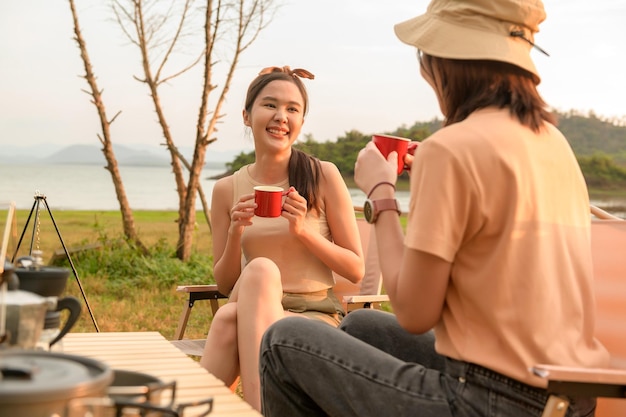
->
[1, 0, 625, 157]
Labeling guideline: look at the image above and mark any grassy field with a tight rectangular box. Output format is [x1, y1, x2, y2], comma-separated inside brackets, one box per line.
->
[4, 209, 218, 341]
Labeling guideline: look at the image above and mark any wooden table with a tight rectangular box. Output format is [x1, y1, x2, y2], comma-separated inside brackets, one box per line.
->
[62, 332, 261, 417]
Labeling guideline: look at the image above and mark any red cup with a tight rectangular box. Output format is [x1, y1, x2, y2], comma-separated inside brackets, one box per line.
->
[372, 134, 416, 175]
[254, 186, 288, 217]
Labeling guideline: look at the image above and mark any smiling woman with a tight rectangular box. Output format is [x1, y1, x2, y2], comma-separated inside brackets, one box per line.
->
[199, 66, 365, 412]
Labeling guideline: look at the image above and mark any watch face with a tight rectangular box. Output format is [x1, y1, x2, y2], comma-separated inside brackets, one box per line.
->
[363, 200, 374, 223]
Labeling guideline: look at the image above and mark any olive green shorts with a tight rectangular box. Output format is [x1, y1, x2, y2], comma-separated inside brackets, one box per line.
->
[281, 288, 345, 327]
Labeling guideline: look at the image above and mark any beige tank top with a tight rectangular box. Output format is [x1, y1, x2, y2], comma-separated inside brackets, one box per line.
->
[233, 165, 334, 292]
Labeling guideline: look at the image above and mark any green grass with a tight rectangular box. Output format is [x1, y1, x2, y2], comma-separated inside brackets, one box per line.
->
[4, 209, 216, 340]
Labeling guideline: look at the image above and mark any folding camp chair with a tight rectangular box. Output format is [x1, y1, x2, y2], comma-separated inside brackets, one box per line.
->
[534, 208, 626, 417]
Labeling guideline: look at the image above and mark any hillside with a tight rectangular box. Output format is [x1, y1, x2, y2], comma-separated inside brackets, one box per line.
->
[397, 112, 626, 190]
[395, 111, 626, 159]
[556, 111, 626, 161]
[221, 111, 626, 191]
[393, 111, 626, 158]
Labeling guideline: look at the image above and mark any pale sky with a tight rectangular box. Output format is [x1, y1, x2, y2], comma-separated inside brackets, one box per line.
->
[1, 0, 625, 157]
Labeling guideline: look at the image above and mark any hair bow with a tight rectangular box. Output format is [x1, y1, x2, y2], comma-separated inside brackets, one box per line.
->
[258, 66, 315, 80]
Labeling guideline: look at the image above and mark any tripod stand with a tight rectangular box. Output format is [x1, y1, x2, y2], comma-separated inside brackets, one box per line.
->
[11, 192, 100, 332]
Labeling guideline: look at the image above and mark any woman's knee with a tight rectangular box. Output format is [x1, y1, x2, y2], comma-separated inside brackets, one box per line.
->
[239, 257, 282, 292]
[210, 303, 238, 339]
[339, 309, 399, 343]
[340, 309, 389, 331]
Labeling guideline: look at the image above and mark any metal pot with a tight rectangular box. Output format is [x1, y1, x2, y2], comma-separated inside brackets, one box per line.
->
[108, 369, 176, 407]
[0, 350, 114, 417]
[3, 289, 55, 349]
[3, 286, 81, 350]
[14, 263, 71, 298]
[1, 259, 81, 350]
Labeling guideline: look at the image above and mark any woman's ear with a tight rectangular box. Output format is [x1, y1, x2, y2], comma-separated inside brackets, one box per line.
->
[242, 109, 251, 127]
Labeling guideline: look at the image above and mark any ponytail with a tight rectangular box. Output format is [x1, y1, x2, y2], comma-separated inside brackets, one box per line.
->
[288, 148, 323, 213]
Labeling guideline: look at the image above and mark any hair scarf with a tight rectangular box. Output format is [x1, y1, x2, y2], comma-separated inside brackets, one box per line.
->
[258, 66, 315, 80]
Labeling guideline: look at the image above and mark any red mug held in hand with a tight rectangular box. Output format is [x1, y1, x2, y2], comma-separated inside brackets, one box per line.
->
[372, 134, 419, 174]
[254, 186, 289, 217]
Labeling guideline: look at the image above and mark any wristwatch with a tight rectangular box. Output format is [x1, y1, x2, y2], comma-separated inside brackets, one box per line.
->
[363, 198, 401, 224]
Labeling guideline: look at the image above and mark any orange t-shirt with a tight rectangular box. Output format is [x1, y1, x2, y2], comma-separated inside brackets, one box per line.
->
[404, 108, 609, 387]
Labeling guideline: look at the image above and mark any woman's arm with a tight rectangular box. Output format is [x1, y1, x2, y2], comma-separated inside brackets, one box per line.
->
[394, 247, 451, 334]
[354, 141, 450, 334]
[211, 176, 253, 294]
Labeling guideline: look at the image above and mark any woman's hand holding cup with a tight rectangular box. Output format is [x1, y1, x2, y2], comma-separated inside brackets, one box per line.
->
[354, 141, 398, 197]
[404, 141, 418, 170]
[281, 187, 307, 235]
[230, 192, 256, 234]
[371, 134, 419, 175]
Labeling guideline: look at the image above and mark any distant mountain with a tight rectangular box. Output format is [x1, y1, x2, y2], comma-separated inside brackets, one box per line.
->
[41, 144, 169, 166]
[0, 143, 239, 169]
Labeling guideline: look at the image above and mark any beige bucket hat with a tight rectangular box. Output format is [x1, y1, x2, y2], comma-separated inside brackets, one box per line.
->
[394, 0, 547, 80]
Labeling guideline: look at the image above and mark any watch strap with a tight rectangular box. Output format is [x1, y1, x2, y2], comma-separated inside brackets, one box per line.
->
[373, 198, 401, 216]
[365, 198, 401, 223]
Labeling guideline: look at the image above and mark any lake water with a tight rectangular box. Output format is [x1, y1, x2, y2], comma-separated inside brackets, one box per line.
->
[0, 164, 406, 212]
[0, 164, 622, 218]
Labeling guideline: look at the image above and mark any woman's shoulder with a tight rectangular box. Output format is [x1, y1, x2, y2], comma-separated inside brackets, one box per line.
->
[428, 108, 512, 143]
[215, 164, 249, 188]
[319, 160, 341, 176]
[215, 172, 234, 186]
[318, 160, 349, 195]
[213, 173, 234, 195]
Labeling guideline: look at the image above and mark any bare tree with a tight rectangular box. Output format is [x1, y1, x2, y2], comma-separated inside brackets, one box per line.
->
[112, 0, 276, 260]
[67, 0, 147, 253]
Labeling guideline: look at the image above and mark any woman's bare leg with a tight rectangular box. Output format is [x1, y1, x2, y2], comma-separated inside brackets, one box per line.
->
[236, 258, 285, 411]
[200, 303, 240, 389]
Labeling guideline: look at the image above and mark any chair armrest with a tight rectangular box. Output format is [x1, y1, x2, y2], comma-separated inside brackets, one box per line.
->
[532, 364, 626, 398]
[343, 294, 390, 304]
[533, 364, 626, 385]
[176, 284, 221, 293]
[173, 284, 227, 340]
[175, 284, 227, 307]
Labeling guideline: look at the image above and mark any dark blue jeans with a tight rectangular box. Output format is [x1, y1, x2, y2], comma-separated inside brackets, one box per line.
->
[260, 309, 596, 417]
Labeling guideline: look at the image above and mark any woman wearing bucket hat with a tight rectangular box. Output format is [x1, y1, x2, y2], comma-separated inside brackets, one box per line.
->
[259, 1, 610, 416]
